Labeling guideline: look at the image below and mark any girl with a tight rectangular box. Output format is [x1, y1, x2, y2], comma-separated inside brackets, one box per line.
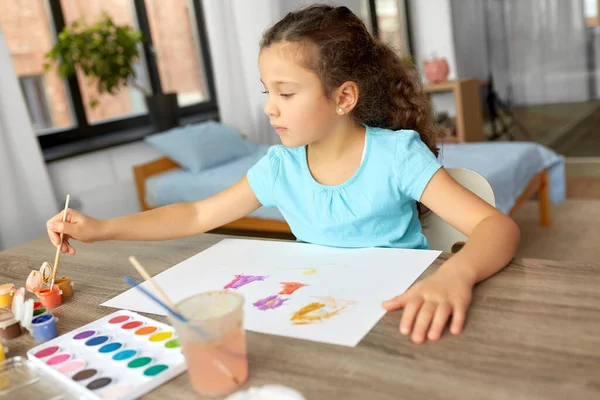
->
[47, 5, 519, 344]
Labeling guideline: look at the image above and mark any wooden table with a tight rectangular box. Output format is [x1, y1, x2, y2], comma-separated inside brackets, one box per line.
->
[1, 234, 599, 399]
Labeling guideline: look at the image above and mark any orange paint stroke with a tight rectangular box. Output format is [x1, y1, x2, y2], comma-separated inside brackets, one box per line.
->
[278, 282, 307, 295]
[290, 296, 356, 325]
[312, 296, 356, 308]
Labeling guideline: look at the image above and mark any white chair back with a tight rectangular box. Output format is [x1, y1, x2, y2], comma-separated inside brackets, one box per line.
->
[422, 168, 495, 252]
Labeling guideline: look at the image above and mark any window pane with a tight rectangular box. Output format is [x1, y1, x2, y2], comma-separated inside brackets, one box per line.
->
[145, 0, 209, 106]
[0, 0, 75, 134]
[60, 0, 149, 124]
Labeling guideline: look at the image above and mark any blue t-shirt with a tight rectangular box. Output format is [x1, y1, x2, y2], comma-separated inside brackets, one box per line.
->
[246, 126, 442, 249]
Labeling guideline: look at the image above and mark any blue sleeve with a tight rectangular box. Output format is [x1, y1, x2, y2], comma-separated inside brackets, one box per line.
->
[395, 130, 442, 201]
[246, 146, 281, 208]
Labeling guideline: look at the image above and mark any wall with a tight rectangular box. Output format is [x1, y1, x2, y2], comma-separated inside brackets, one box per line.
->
[408, 0, 457, 116]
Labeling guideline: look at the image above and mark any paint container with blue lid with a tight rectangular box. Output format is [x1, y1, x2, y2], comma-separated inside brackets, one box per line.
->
[31, 313, 59, 343]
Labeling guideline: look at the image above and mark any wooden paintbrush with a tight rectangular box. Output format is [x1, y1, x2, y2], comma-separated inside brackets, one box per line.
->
[50, 194, 70, 289]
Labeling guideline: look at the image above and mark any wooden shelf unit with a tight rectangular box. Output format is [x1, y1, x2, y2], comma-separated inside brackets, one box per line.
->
[424, 78, 484, 143]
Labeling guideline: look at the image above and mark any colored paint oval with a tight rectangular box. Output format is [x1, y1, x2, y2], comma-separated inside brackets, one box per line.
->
[32, 314, 52, 324]
[73, 330, 96, 340]
[47, 353, 71, 366]
[85, 336, 109, 346]
[144, 364, 168, 377]
[72, 368, 97, 381]
[134, 326, 157, 336]
[86, 377, 112, 390]
[58, 360, 86, 374]
[33, 308, 47, 316]
[165, 338, 180, 349]
[113, 349, 137, 361]
[121, 321, 143, 330]
[99, 342, 122, 353]
[34, 346, 59, 358]
[149, 331, 173, 342]
[127, 357, 152, 368]
[108, 315, 130, 324]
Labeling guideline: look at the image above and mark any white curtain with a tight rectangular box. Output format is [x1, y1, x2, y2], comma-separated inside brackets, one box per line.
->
[502, 0, 589, 105]
[202, 0, 282, 145]
[0, 29, 58, 251]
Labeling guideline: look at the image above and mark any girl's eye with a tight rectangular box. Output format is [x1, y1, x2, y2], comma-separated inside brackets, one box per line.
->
[280, 93, 294, 98]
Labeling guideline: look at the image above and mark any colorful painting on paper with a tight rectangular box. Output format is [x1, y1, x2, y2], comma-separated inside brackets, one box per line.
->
[290, 296, 357, 325]
[278, 282, 307, 295]
[253, 295, 288, 310]
[223, 274, 266, 290]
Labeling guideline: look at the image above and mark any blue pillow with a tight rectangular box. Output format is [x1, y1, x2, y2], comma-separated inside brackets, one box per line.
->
[144, 121, 257, 173]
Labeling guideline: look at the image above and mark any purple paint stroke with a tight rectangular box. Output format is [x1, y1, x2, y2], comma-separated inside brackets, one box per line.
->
[224, 274, 267, 290]
[253, 295, 289, 311]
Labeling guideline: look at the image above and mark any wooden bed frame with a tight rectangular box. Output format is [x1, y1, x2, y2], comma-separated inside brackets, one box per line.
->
[133, 157, 551, 238]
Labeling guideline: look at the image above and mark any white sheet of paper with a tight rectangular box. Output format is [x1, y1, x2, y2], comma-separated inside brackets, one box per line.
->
[102, 239, 441, 347]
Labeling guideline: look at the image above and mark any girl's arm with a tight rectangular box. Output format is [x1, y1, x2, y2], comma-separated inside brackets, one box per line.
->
[47, 176, 261, 250]
[383, 168, 520, 343]
[420, 168, 520, 283]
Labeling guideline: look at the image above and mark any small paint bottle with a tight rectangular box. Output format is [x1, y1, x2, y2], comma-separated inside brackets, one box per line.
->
[38, 285, 62, 309]
[31, 314, 59, 343]
[0, 284, 15, 308]
[0, 312, 22, 340]
[54, 277, 74, 298]
[33, 301, 43, 310]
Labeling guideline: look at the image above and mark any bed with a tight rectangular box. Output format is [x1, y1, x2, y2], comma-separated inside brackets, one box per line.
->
[134, 141, 565, 238]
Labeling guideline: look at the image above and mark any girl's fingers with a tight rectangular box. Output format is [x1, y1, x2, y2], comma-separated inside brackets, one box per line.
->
[399, 296, 424, 335]
[382, 292, 409, 311]
[450, 302, 468, 335]
[411, 302, 437, 344]
[427, 303, 452, 341]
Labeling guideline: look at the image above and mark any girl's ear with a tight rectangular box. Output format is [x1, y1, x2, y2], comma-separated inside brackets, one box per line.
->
[334, 81, 359, 115]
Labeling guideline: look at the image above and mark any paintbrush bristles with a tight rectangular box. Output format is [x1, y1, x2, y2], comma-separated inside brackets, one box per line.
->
[128, 256, 178, 310]
[50, 194, 70, 288]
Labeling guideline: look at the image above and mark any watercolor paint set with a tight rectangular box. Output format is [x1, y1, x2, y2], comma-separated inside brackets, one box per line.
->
[26, 310, 187, 399]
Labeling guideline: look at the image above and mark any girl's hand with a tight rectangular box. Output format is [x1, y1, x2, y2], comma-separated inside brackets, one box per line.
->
[382, 268, 475, 344]
[46, 208, 105, 254]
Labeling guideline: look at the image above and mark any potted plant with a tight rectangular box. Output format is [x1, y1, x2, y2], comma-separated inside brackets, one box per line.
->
[44, 12, 179, 131]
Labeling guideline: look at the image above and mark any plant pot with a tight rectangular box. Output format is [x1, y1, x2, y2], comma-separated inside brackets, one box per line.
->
[424, 57, 449, 84]
[145, 93, 180, 132]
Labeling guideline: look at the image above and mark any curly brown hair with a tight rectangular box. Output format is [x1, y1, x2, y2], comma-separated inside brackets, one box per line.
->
[260, 4, 439, 158]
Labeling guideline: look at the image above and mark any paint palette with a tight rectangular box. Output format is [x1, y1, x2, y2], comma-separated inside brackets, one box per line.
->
[26, 310, 186, 399]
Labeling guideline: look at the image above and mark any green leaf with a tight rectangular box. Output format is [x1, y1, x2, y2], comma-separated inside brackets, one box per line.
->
[42, 12, 145, 104]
